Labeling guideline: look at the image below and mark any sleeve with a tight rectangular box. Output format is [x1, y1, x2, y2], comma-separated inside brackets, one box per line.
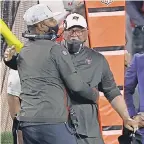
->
[124, 55, 138, 117]
[98, 56, 121, 102]
[50, 45, 97, 102]
[3, 55, 18, 70]
[7, 69, 21, 96]
[126, 1, 144, 26]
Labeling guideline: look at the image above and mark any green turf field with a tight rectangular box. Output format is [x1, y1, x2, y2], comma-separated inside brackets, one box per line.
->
[1, 132, 13, 144]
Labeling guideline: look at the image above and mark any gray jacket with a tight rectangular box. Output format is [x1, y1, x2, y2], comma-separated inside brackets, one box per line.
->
[69, 47, 121, 137]
[4, 40, 98, 123]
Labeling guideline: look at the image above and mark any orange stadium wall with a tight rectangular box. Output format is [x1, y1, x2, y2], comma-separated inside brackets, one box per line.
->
[84, 1, 125, 144]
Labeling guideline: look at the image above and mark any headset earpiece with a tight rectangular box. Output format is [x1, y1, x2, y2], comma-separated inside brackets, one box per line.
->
[63, 20, 67, 30]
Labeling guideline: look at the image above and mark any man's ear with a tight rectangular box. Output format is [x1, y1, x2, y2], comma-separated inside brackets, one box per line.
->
[83, 29, 88, 39]
[84, 39, 90, 47]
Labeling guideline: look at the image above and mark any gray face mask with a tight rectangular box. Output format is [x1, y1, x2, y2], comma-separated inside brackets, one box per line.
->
[66, 39, 84, 54]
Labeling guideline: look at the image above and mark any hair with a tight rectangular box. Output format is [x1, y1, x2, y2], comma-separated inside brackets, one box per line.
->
[27, 18, 57, 34]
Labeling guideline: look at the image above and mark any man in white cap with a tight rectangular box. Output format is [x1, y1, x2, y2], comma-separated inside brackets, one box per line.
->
[62, 13, 139, 144]
[3, 4, 99, 144]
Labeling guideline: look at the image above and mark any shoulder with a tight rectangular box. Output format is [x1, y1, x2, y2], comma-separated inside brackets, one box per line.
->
[85, 47, 104, 57]
[134, 53, 144, 58]
[50, 43, 69, 56]
[133, 53, 144, 64]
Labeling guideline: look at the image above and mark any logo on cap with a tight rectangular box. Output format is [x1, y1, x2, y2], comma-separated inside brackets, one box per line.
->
[85, 58, 92, 65]
[101, 0, 114, 5]
[73, 16, 79, 21]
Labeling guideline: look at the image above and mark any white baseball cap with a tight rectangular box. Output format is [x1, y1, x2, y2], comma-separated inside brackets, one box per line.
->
[65, 13, 87, 29]
[23, 4, 61, 25]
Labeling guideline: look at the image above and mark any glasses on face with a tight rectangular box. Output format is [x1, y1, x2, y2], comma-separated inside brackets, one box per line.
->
[66, 28, 87, 36]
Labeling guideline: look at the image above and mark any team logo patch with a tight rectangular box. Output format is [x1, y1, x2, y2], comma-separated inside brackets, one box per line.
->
[101, 0, 114, 6]
[85, 58, 92, 65]
[62, 50, 68, 55]
[72, 16, 79, 21]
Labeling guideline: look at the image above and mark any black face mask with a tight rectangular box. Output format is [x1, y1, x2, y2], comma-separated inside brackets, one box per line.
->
[66, 39, 84, 54]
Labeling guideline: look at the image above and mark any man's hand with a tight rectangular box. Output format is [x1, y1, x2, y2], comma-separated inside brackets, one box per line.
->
[111, 96, 138, 132]
[4, 46, 16, 61]
[133, 114, 144, 128]
[92, 87, 99, 103]
[123, 118, 139, 132]
[124, 52, 131, 67]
